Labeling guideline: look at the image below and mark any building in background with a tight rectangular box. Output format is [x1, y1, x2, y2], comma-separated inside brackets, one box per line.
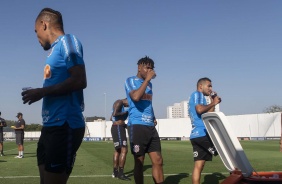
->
[167, 101, 188, 118]
[167, 99, 220, 119]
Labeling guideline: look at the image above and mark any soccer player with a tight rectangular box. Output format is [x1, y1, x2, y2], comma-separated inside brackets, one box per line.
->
[13, 112, 25, 158]
[125, 56, 164, 184]
[0, 112, 7, 156]
[188, 77, 221, 184]
[110, 98, 130, 181]
[21, 8, 87, 184]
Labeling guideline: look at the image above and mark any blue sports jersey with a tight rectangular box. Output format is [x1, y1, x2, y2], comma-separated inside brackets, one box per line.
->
[112, 106, 128, 122]
[42, 34, 85, 129]
[125, 76, 155, 126]
[188, 91, 207, 139]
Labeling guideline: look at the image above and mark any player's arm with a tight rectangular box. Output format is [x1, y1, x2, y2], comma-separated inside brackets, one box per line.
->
[112, 100, 128, 117]
[15, 121, 25, 130]
[129, 70, 155, 102]
[196, 96, 221, 115]
[22, 65, 87, 105]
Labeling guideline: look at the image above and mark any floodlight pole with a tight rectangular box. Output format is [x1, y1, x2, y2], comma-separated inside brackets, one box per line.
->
[104, 92, 107, 140]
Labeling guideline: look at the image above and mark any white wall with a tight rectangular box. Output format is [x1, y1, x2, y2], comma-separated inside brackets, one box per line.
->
[85, 112, 281, 139]
[5, 112, 281, 139]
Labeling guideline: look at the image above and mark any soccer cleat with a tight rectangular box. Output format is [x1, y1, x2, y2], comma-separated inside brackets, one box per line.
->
[0, 153, 4, 156]
[15, 155, 23, 158]
[118, 174, 131, 181]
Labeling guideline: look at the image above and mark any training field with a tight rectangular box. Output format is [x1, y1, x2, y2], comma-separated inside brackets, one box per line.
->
[0, 140, 281, 184]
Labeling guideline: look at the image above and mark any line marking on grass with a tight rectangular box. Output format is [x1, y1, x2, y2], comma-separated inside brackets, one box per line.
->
[0, 172, 234, 179]
[3, 142, 37, 153]
[2, 171, 282, 179]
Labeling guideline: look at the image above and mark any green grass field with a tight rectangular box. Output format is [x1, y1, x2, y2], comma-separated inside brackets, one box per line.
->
[0, 140, 281, 184]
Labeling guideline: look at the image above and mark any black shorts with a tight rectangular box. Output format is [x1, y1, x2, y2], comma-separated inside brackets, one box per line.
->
[0, 132, 3, 143]
[111, 124, 127, 150]
[16, 133, 24, 145]
[191, 135, 214, 161]
[37, 122, 85, 174]
[128, 124, 161, 156]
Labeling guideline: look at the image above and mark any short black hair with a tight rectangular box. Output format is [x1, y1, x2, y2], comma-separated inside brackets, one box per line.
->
[197, 77, 211, 87]
[36, 8, 64, 31]
[137, 56, 155, 69]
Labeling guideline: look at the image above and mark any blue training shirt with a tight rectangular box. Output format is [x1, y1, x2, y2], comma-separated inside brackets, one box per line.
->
[42, 34, 85, 129]
[125, 76, 155, 126]
[188, 91, 207, 139]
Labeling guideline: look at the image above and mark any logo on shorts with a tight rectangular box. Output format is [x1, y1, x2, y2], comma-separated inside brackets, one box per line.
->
[133, 145, 140, 153]
[193, 151, 198, 157]
[114, 142, 119, 147]
[123, 141, 127, 146]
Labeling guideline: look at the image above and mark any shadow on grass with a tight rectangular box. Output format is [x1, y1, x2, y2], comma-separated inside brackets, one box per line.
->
[202, 172, 226, 184]
[164, 173, 189, 184]
[3, 152, 36, 158]
[124, 164, 152, 177]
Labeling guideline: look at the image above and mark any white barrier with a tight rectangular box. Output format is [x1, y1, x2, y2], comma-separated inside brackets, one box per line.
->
[4, 112, 281, 140]
[85, 112, 282, 140]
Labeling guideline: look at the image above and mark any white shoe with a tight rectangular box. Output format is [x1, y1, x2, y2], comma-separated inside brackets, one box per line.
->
[15, 155, 23, 158]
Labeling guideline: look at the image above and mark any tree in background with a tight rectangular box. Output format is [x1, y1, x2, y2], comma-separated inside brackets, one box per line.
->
[263, 105, 282, 113]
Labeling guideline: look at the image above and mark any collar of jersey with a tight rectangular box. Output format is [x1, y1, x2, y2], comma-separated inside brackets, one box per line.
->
[51, 35, 64, 48]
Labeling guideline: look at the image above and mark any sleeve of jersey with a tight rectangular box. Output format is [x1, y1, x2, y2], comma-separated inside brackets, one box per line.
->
[125, 77, 137, 93]
[61, 34, 84, 69]
[193, 92, 205, 105]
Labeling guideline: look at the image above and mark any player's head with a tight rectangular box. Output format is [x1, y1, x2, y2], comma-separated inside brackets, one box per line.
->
[35, 8, 64, 50]
[197, 77, 212, 96]
[122, 98, 129, 107]
[137, 56, 155, 79]
[137, 56, 155, 69]
[16, 112, 23, 119]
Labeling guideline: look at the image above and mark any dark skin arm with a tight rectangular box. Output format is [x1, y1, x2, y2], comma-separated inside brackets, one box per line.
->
[22, 65, 87, 105]
[129, 69, 155, 102]
[196, 96, 221, 114]
[112, 100, 128, 117]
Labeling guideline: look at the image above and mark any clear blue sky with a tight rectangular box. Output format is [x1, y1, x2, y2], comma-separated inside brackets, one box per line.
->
[0, 1, 281, 124]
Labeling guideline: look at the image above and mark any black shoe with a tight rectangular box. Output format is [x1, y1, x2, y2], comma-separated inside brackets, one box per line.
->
[118, 174, 131, 181]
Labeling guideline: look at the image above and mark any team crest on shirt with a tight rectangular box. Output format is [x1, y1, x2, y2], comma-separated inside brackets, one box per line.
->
[44, 64, 51, 79]
[193, 151, 198, 157]
[133, 145, 140, 153]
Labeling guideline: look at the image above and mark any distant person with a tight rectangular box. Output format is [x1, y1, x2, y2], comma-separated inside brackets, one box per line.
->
[13, 112, 25, 158]
[125, 56, 164, 184]
[188, 77, 221, 184]
[110, 98, 130, 181]
[0, 112, 7, 156]
[21, 8, 87, 184]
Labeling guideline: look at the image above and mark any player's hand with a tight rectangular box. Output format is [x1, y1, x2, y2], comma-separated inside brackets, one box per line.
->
[213, 96, 221, 105]
[154, 119, 157, 126]
[146, 70, 156, 81]
[22, 88, 45, 105]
